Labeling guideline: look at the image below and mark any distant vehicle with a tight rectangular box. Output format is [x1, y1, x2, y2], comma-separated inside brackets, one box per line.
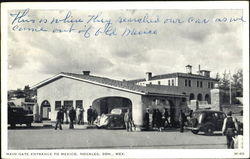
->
[8, 105, 33, 128]
[187, 110, 226, 135]
[96, 107, 130, 129]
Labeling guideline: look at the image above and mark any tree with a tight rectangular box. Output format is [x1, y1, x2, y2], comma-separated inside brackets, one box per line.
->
[218, 70, 230, 90]
[231, 69, 243, 97]
[231, 69, 243, 89]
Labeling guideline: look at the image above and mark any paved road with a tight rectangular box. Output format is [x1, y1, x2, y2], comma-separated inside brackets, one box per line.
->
[8, 124, 227, 149]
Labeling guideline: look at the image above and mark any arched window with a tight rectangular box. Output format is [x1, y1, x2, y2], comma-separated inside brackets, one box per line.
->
[189, 93, 195, 100]
[205, 94, 211, 104]
[197, 94, 203, 101]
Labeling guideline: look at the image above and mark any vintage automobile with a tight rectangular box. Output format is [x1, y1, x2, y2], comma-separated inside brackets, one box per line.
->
[187, 110, 226, 135]
[8, 105, 33, 128]
[95, 107, 130, 129]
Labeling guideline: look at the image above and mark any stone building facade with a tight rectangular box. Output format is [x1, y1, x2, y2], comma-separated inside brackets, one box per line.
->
[130, 65, 218, 105]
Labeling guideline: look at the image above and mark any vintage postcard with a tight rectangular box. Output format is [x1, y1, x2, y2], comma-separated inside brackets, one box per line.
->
[1, 1, 249, 159]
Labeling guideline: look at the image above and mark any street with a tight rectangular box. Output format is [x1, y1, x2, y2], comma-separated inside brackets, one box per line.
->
[8, 124, 227, 149]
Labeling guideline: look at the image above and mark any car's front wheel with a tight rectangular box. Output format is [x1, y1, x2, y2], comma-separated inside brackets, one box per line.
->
[26, 123, 31, 127]
[10, 123, 15, 128]
[106, 122, 115, 129]
[204, 125, 214, 136]
[191, 130, 199, 134]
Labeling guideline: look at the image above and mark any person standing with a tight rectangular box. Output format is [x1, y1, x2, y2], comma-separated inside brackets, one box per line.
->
[27, 107, 33, 114]
[92, 109, 98, 124]
[155, 109, 162, 131]
[87, 106, 93, 125]
[76, 106, 80, 124]
[69, 107, 76, 129]
[179, 110, 186, 133]
[222, 111, 239, 149]
[164, 108, 170, 128]
[78, 108, 84, 125]
[144, 108, 150, 131]
[55, 108, 63, 130]
[152, 109, 157, 129]
[124, 109, 132, 132]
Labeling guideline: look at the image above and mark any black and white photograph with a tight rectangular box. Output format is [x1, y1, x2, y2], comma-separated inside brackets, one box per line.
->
[1, 1, 249, 159]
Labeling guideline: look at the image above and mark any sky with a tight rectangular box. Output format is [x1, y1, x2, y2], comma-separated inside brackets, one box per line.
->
[6, 9, 245, 90]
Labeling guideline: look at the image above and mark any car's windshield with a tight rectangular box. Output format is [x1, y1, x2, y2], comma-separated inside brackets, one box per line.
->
[193, 112, 204, 123]
[193, 112, 202, 118]
[111, 109, 122, 115]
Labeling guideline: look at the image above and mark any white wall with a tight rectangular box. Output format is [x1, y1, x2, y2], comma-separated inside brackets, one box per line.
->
[37, 77, 143, 126]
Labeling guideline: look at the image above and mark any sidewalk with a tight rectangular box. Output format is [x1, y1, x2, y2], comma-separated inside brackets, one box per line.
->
[32, 121, 95, 130]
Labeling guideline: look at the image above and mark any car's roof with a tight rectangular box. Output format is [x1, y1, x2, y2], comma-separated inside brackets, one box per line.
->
[112, 107, 130, 110]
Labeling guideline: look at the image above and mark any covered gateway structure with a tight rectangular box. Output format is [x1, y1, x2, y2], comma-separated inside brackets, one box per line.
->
[32, 72, 187, 130]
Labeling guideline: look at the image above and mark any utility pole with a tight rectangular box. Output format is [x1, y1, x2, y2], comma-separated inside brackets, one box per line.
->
[229, 70, 232, 105]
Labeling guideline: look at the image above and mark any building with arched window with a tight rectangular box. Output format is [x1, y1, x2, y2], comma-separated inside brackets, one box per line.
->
[32, 71, 187, 131]
[129, 65, 218, 105]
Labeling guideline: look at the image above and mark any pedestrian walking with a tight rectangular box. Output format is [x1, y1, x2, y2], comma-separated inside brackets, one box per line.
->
[124, 109, 133, 132]
[144, 108, 150, 131]
[69, 107, 76, 129]
[179, 110, 186, 133]
[55, 108, 63, 130]
[222, 111, 239, 149]
[164, 108, 170, 128]
[87, 106, 93, 125]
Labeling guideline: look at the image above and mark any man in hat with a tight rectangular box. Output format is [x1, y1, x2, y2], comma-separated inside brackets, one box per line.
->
[55, 108, 64, 130]
[69, 107, 76, 129]
[222, 111, 239, 149]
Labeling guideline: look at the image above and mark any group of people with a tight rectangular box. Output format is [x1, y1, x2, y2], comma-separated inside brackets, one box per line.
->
[87, 106, 98, 125]
[144, 108, 171, 132]
[143, 108, 189, 132]
[55, 106, 85, 130]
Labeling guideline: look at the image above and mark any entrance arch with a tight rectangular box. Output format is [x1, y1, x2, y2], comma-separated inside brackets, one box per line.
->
[189, 93, 195, 100]
[92, 96, 132, 115]
[205, 94, 211, 104]
[197, 93, 203, 101]
[40, 100, 51, 120]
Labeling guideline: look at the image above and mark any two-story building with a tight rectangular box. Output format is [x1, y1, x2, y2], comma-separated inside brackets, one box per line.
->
[129, 65, 218, 104]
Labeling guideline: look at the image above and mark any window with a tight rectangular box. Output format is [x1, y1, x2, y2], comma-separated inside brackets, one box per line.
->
[200, 81, 203, 88]
[63, 100, 73, 109]
[76, 100, 83, 108]
[197, 81, 199, 87]
[55, 101, 61, 110]
[188, 80, 191, 87]
[172, 79, 174, 86]
[185, 79, 188, 87]
[168, 80, 170, 86]
[211, 82, 214, 88]
[208, 82, 210, 88]
[158, 81, 161, 85]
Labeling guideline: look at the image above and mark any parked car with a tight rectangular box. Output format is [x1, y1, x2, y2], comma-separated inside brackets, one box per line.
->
[187, 110, 226, 135]
[8, 106, 33, 128]
[96, 107, 130, 129]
